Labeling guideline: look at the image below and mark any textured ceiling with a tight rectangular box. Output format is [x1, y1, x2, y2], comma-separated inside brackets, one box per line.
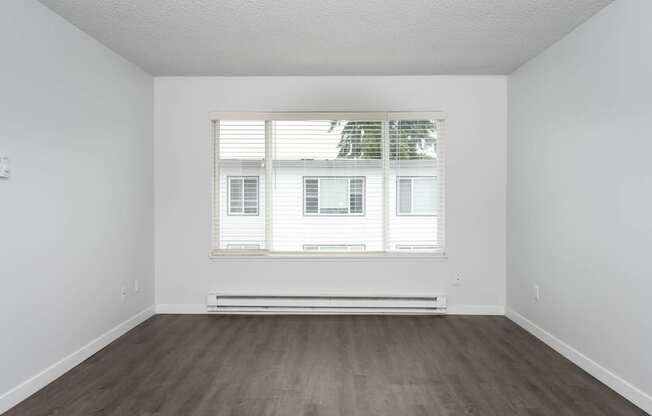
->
[38, 0, 613, 76]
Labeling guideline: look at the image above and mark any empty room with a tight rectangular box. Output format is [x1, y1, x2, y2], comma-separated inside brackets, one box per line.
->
[1, 0, 650, 415]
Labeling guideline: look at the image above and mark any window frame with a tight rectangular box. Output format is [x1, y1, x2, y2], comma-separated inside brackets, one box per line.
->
[303, 244, 366, 252]
[303, 176, 366, 217]
[226, 242, 263, 250]
[227, 176, 260, 216]
[210, 112, 446, 258]
[396, 176, 438, 217]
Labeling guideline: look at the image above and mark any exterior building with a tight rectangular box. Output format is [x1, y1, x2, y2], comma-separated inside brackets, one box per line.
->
[218, 160, 440, 252]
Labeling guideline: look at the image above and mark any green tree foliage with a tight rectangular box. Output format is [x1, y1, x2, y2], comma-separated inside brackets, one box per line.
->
[331, 120, 437, 160]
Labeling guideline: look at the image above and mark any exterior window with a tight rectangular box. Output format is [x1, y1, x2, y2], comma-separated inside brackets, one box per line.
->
[304, 177, 365, 216]
[228, 176, 259, 215]
[397, 176, 437, 215]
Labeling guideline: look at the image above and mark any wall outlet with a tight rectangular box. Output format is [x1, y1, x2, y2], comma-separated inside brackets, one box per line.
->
[534, 285, 540, 301]
[121, 286, 127, 300]
[134, 279, 140, 293]
[453, 272, 463, 287]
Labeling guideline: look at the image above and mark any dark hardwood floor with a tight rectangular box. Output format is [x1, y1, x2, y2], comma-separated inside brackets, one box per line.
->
[5, 315, 647, 416]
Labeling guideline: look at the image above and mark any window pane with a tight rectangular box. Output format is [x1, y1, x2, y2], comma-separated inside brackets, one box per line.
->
[389, 120, 437, 160]
[214, 116, 443, 255]
[274, 120, 382, 160]
[319, 178, 349, 214]
[272, 120, 383, 251]
[413, 177, 437, 214]
[398, 178, 412, 214]
[219, 121, 265, 160]
[388, 119, 440, 252]
[243, 177, 258, 214]
[229, 178, 243, 214]
[349, 178, 364, 214]
[218, 121, 266, 250]
[304, 178, 319, 214]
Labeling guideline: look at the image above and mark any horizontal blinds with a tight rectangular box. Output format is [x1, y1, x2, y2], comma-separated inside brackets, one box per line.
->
[213, 114, 444, 254]
[389, 119, 442, 251]
[217, 122, 266, 249]
[271, 120, 382, 251]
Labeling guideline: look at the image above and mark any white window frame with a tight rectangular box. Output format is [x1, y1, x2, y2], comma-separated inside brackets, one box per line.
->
[210, 111, 446, 258]
[395, 244, 439, 252]
[226, 242, 263, 250]
[303, 176, 365, 216]
[396, 176, 438, 216]
[303, 244, 366, 252]
[227, 176, 259, 216]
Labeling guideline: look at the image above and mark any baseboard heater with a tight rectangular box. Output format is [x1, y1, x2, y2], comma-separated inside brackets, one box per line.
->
[206, 294, 447, 315]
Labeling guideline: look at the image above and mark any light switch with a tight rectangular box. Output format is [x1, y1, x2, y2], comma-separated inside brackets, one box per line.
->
[0, 153, 9, 179]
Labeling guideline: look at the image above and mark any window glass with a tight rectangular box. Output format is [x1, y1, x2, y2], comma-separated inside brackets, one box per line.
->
[319, 178, 349, 214]
[398, 178, 412, 214]
[413, 177, 437, 214]
[213, 115, 443, 255]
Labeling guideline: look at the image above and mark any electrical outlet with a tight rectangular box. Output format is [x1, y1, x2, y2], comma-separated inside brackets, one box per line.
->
[534, 285, 540, 301]
[453, 273, 463, 287]
[121, 286, 127, 300]
[134, 279, 140, 293]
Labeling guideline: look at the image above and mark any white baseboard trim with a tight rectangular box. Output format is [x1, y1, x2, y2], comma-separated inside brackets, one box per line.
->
[0, 305, 155, 415]
[447, 304, 505, 315]
[156, 303, 505, 316]
[156, 303, 206, 314]
[506, 307, 652, 415]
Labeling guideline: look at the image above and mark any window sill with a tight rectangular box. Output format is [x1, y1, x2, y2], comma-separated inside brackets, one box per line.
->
[209, 251, 448, 262]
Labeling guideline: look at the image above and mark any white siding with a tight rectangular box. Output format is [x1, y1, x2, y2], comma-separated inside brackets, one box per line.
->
[219, 166, 265, 248]
[272, 167, 384, 251]
[389, 171, 439, 250]
[218, 165, 437, 251]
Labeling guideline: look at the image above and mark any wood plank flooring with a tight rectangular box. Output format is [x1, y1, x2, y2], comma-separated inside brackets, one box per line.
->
[4, 315, 647, 416]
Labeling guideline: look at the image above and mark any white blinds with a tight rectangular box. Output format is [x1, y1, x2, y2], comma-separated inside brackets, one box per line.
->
[271, 120, 382, 251]
[212, 113, 444, 255]
[216, 121, 266, 249]
[389, 119, 442, 252]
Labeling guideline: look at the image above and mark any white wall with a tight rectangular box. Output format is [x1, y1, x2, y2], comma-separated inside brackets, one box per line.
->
[154, 76, 506, 312]
[507, 0, 652, 412]
[0, 0, 154, 411]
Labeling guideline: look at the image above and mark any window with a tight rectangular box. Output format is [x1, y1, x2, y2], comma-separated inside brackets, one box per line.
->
[304, 177, 364, 215]
[228, 176, 259, 215]
[397, 177, 437, 215]
[212, 112, 445, 255]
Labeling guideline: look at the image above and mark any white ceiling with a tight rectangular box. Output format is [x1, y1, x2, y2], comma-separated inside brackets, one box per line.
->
[39, 0, 613, 76]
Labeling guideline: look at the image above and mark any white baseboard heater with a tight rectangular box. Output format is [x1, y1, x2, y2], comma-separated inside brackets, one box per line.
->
[206, 294, 447, 315]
